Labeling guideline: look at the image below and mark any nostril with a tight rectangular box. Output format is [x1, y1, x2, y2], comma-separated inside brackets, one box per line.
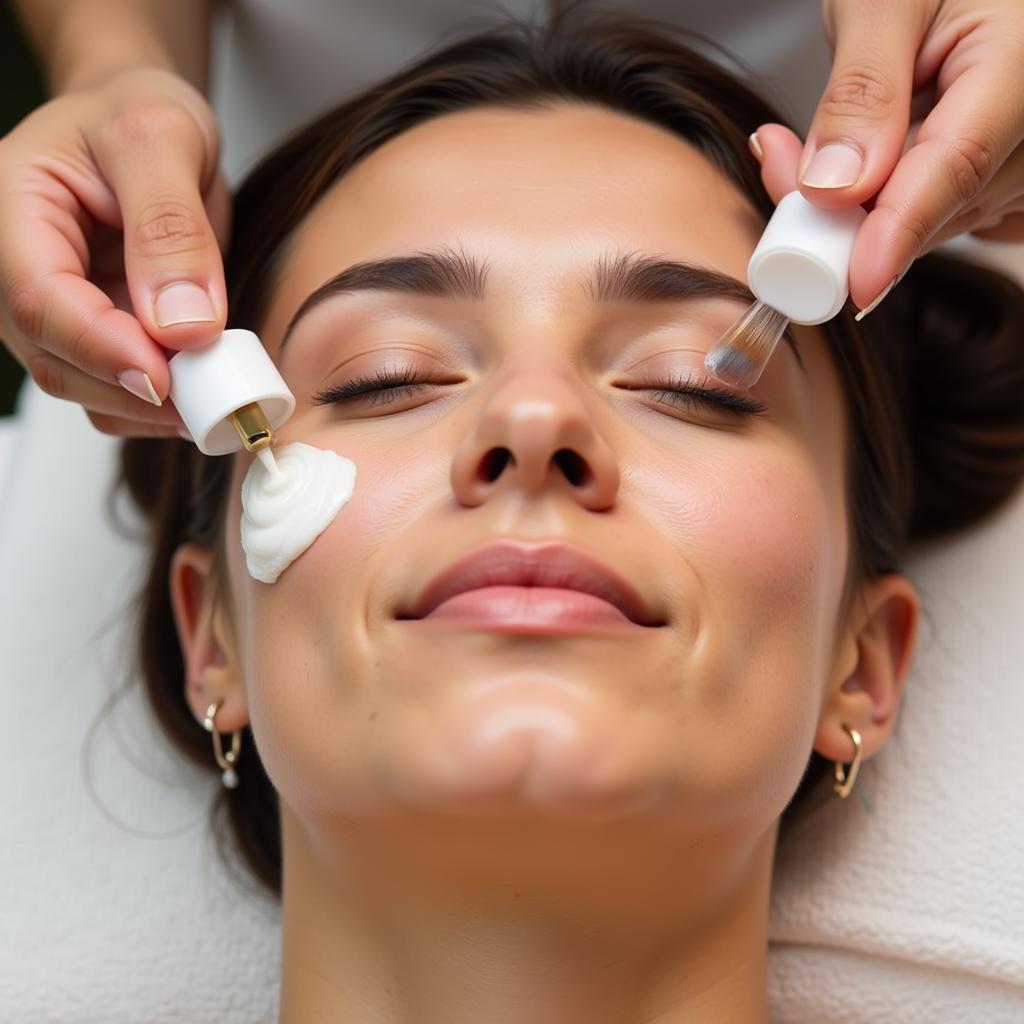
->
[474, 447, 594, 488]
[479, 447, 512, 483]
[554, 449, 591, 487]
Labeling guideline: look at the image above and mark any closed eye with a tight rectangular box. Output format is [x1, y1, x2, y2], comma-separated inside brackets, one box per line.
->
[312, 368, 765, 417]
[313, 367, 448, 407]
[620, 374, 767, 415]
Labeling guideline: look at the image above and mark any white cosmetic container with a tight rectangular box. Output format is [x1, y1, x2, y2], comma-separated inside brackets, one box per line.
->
[167, 329, 295, 456]
[746, 190, 867, 324]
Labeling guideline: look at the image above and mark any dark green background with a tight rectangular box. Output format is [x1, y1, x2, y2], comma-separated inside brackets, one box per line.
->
[0, 0, 43, 417]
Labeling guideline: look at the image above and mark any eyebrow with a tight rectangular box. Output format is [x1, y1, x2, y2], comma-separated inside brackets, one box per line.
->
[278, 245, 804, 370]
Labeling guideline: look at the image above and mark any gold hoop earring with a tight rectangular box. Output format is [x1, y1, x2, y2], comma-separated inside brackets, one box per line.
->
[833, 723, 862, 799]
[203, 698, 242, 789]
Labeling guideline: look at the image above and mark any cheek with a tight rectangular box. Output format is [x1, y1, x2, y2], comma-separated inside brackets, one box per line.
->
[626, 438, 844, 822]
[230, 424, 449, 590]
[631, 439, 836, 615]
[223, 426, 452, 805]
[710, 463, 828, 632]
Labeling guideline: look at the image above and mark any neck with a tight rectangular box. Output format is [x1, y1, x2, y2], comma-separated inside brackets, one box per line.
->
[278, 809, 777, 1024]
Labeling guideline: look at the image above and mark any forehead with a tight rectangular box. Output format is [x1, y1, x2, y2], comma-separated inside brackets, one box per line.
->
[260, 103, 766, 345]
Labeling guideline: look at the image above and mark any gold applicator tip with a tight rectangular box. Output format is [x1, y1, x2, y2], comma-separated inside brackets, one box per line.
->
[704, 300, 790, 389]
[230, 401, 273, 451]
[229, 401, 282, 478]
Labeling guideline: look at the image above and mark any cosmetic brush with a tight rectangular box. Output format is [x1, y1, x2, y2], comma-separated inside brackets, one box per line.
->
[705, 191, 868, 389]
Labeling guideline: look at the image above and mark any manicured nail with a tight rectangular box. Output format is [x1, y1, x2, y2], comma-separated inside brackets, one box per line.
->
[153, 281, 216, 327]
[854, 276, 899, 322]
[117, 367, 162, 406]
[748, 131, 764, 162]
[801, 143, 864, 189]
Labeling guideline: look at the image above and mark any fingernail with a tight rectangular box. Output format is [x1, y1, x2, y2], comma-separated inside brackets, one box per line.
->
[117, 367, 162, 406]
[153, 281, 216, 327]
[176, 426, 193, 441]
[854, 275, 899, 322]
[801, 143, 864, 189]
[748, 131, 764, 163]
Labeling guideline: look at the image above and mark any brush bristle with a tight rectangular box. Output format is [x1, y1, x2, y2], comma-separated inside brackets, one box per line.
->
[704, 300, 788, 388]
[704, 345, 761, 388]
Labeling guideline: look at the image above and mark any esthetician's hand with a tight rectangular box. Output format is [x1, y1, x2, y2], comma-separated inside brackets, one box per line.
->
[750, 0, 1024, 318]
[0, 66, 230, 437]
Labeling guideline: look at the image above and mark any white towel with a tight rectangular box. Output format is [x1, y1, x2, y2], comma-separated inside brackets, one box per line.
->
[0, 386, 281, 1021]
[766, 491, 1024, 1020]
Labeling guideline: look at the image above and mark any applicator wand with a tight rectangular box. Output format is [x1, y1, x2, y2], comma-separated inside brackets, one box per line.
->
[167, 328, 295, 474]
[704, 191, 867, 388]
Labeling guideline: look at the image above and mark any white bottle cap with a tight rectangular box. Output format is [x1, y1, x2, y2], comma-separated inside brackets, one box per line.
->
[747, 190, 867, 324]
[168, 329, 295, 455]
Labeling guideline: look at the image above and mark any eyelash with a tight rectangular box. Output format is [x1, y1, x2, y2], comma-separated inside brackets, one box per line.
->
[312, 367, 767, 416]
[635, 375, 767, 416]
[313, 367, 434, 407]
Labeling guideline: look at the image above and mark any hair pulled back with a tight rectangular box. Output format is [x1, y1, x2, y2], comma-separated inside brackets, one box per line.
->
[115, 8, 1024, 897]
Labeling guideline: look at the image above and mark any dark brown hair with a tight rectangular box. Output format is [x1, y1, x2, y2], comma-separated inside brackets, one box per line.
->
[115, 8, 1024, 898]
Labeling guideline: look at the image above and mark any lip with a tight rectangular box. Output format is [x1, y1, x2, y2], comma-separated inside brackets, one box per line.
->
[401, 541, 664, 629]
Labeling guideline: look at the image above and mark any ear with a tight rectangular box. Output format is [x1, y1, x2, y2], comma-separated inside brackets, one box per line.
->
[814, 573, 920, 764]
[169, 541, 249, 732]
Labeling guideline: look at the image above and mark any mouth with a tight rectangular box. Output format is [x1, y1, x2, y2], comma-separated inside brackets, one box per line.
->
[400, 541, 664, 632]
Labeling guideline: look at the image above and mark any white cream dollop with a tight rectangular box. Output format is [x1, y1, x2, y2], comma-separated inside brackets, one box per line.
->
[240, 442, 357, 583]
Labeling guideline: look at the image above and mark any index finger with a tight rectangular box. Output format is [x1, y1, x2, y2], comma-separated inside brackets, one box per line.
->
[848, 57, 1024, 309]
[0, 182, 171, 398]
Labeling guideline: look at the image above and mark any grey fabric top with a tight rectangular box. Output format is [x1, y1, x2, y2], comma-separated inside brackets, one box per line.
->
[209, 0, 830, 186]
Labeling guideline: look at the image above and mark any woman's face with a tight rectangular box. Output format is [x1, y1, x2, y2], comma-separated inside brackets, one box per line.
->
[191, 103, 859, 835]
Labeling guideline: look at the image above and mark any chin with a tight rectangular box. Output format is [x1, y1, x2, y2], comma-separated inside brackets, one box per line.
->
[380, 684, 675, 827]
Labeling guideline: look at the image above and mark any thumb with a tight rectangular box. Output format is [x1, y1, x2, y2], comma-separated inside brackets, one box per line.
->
[799, 2, 924, 208]
[100, 105, 228, 350]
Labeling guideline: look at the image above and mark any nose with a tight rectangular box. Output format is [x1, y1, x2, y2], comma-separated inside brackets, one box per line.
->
[450, 362, 620, 510]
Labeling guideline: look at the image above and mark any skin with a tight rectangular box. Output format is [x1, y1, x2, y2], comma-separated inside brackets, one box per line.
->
[169, 103, 919, 1023]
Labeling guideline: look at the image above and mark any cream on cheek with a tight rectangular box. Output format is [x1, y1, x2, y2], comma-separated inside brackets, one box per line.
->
[240, 442, 358, 583]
